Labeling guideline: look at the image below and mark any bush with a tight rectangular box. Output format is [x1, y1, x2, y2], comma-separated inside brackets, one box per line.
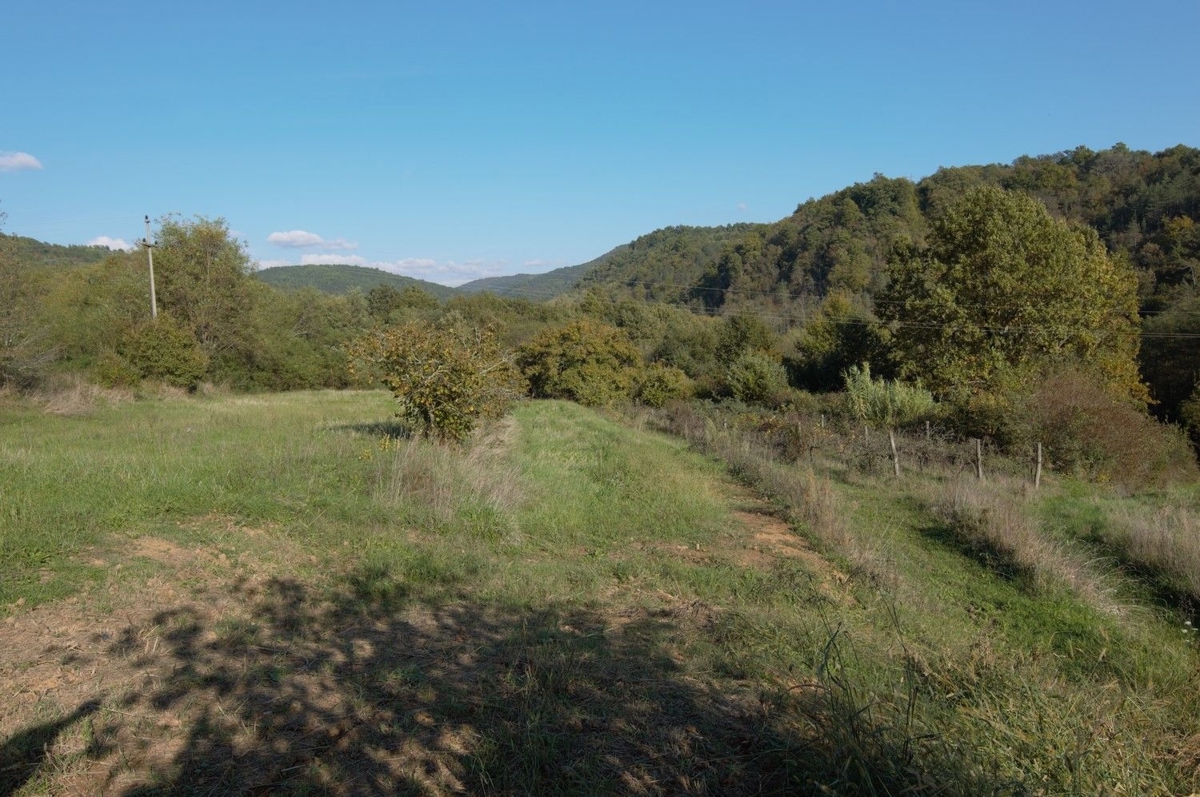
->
[842, 363, 936, 429]
[725, 351, 789, 405]
[517, 319, 643, 406]
[121, 315, 209, 389]
[1008, 370, 1196, 489]
[635, 363, 693, 408]
[348, 320, 524, 442]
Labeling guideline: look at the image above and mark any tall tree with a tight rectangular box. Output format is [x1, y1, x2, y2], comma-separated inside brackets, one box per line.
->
[879, 186, 1144, 400]
[152, 215, 259, 379]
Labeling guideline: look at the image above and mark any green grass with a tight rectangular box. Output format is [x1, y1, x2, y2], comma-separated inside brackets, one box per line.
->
[2, 391, 1199, 794]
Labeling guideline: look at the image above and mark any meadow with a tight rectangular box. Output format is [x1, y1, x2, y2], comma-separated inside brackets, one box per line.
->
[1, 388, 1198, 795]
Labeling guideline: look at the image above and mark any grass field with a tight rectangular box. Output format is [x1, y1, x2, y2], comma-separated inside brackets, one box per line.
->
[2, 390, 1199, 795]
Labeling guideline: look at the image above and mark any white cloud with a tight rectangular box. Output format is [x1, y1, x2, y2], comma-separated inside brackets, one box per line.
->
[0, 151, 43, 172]
[88, 235, 133, 251]
[370, 257, 510, 287]
[256, 259, 292, 270]
[736, 202, 748, 212]
[300, 253, 367, 266]
[268, 229, 357, 250]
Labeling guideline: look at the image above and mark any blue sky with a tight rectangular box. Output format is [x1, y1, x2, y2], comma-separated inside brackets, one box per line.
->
[2, 1, 1198, 285]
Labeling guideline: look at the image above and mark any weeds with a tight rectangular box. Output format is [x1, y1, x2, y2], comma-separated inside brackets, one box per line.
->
[929, 476, 1120, 614]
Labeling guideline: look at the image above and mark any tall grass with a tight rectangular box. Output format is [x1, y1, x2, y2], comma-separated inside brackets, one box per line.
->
[644, 401, 889, 582]
[373, 420, 524, 542]
[842, 363, 936, 429]
[1106, 504, 1200, 606]
[929, 476, 1120, 613]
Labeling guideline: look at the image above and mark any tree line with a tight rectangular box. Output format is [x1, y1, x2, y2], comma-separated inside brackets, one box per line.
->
[1, 143, 1198, 476]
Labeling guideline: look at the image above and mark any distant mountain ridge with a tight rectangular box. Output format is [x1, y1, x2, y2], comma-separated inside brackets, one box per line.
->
[254, 264, 458, 300]
[457, 247, 627, 299]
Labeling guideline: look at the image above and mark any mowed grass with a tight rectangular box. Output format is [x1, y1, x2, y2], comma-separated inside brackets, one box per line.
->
[2, 390, 1199, 794]
[0, 390, 396, 608]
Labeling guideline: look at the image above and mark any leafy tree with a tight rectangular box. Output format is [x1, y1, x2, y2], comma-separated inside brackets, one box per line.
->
[152, 215, 259, 379]
[715, 312, 776, 364]
[786, 292, 890, 391]
[366, 284, 440, 325]
[0, 209, 52, 388]
[46, 251, 150, 369]
[879, 186, 1144, 401]
[517, 319, 643, 406]
[348, 319, 523, 442]
[1139, 296, 1200, 422]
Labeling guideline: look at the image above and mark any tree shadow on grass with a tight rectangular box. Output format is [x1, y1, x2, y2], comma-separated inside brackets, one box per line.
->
[333, 420, 413, 441]
[58, 574, 1005, 795]
[0, 700, 101, 796]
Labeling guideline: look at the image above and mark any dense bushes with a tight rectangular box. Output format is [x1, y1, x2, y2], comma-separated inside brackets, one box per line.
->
[517, 319, 644, 406]
[1006, 370, 1196, 488]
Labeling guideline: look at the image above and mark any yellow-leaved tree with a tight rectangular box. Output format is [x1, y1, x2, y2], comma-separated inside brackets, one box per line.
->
[348, 316, 524, 442]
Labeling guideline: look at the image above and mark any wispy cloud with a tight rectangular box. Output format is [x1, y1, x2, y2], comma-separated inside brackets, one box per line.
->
[301, 253, 367, 267]
[252, 251, 516, 287]
[370, 257, 511, 287]
[268, 229, 358, 250]
[736, 202, 748, 212]
[256, 259, 292, 270]
[0, 151, 43, 172]
[88, 235, 133, 251]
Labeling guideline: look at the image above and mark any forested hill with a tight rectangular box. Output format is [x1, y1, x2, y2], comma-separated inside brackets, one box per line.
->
[4, 234, 113, 269]
[254, 264, 458, 301]
[571, 144, 1199, 315]
[457, 257, 607, 299]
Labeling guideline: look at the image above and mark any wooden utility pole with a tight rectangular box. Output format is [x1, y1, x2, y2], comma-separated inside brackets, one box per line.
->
[142, 215, 157, 320]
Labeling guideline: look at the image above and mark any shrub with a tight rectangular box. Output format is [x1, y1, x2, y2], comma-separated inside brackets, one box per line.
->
[635, 363, 693, 408]
[120, 315, 209, 389]
[842, 363, 936, 429]
[92, 349, 140, 388]
[725, 351, 789, 405]
[348, 320, 524, 442]
[1009, 370, 1196, 489]
[516, 319, 643, 406]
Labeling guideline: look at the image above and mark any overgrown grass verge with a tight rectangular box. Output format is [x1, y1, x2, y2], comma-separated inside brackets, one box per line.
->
[927, 475, 1121, 614]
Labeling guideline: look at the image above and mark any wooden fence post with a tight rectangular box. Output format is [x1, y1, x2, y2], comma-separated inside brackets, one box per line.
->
[975, 438, 985, 481]
[1034, 442, 1043, 490]
[889, 429, 900, 478]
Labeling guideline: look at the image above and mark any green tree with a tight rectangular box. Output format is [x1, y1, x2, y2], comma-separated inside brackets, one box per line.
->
[348, 319, 523, 442]
[786, 292, 890, 391]
[715, 312, 776, 364]
[726, 351, 789, 405]
[152, 215, 259, 379]
[517, 319, 644, 406]
[879, 186, 1144, 401]
[0, 209, 52, 388]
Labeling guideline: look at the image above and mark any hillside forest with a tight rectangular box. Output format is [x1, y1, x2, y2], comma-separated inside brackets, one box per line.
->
[2, 143, 1199, 472]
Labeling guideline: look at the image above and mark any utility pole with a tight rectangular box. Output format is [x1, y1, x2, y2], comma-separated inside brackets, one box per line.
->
[142, 215, 157, 320]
